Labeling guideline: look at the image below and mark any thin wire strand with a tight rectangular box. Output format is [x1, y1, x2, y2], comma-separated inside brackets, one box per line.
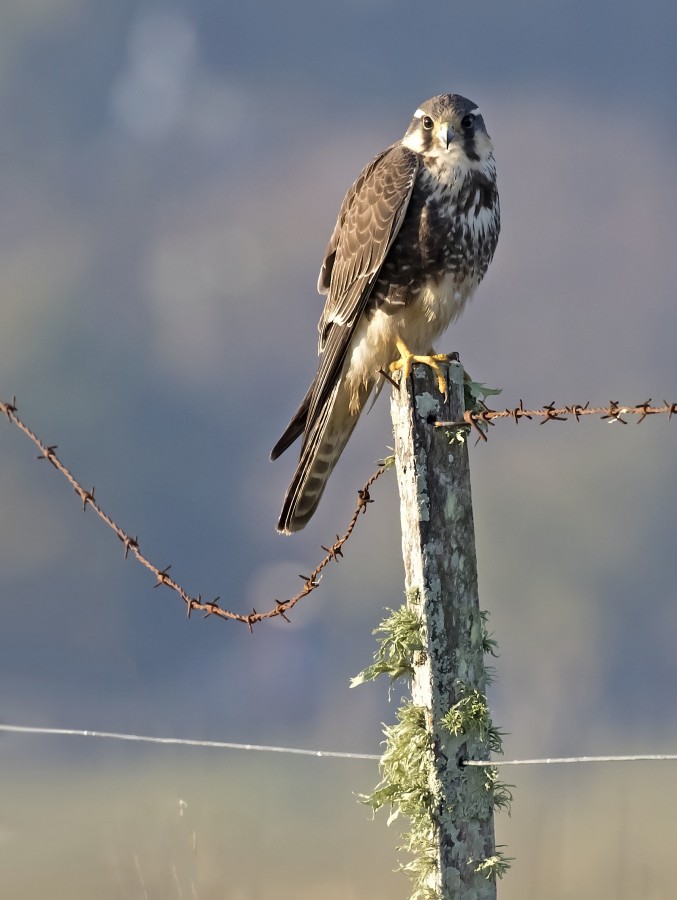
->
[463, 754, 677, 767]
[2, 724, 676, 767]
[0, 724, 380, 760]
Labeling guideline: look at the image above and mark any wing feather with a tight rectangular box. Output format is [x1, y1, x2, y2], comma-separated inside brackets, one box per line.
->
[317, 150, 388, 295]
[306, 143, 419, 433]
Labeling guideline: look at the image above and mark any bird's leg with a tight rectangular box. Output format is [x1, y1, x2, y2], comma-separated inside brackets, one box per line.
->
[389, 337, 449, 397]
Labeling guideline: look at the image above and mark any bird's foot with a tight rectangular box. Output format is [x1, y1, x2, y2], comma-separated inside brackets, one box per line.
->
[389, 339, 448, 397]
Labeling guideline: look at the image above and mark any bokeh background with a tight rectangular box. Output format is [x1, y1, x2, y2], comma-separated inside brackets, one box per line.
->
[1, 2, 676, 898]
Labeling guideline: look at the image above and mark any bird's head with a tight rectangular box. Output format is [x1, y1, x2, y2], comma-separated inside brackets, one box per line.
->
[401, 94, 494, 172]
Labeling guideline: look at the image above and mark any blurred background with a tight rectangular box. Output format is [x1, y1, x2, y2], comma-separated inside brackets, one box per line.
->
[1, 1, 676, 897]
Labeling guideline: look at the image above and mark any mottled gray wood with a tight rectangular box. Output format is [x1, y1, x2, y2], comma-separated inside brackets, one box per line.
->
[390, 358, 496, 899]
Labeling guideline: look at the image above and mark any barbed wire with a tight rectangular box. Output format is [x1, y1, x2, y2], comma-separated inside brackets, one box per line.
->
[0, 396, 385, 629]
[2, 723, 676, 768]
[2, 395, 673, 627]
[437, 398, 677, 442]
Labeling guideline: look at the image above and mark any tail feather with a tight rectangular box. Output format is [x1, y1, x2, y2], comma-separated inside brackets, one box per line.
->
[277, 384, 359, 534]
[270, 385, 312, 461]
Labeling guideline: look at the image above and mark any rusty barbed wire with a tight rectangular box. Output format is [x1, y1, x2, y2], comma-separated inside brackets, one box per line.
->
[2, 395, 673, 625]
[436, 399, 677, 442]
[0, 396, 386, 629]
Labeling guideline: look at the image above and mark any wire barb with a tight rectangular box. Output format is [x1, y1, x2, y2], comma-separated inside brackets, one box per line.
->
[0, 396, 17, 418]
[436, 399, 677, 437]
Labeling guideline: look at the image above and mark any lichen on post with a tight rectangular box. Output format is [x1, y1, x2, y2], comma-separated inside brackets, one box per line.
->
[389, 356, 499, 899]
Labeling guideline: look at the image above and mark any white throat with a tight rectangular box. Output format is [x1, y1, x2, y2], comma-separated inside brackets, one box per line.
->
[401, 130, 495, 181]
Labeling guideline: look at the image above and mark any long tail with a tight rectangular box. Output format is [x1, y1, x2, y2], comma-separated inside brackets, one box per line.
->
[276, 382, 361, 534]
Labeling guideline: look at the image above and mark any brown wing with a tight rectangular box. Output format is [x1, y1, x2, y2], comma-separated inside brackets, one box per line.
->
[305, 143, 419, 431]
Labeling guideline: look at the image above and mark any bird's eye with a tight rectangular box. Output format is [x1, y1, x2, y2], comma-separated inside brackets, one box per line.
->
[422, 115, 434, 130]
[461, 114, 475, 130]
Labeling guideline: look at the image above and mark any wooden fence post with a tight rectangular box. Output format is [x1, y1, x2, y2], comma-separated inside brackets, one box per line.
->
[389, 355, 497, 899]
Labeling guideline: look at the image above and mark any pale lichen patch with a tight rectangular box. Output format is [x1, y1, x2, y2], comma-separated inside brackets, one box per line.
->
[415, 391, 440, 419]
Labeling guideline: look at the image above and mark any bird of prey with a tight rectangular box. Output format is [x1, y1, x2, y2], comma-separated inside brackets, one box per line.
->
[271, 93, 500, 534]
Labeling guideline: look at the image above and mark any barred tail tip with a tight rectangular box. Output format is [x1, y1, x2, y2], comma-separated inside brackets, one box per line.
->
[276, 461, 333, 534]
[274, 383, 363, 534]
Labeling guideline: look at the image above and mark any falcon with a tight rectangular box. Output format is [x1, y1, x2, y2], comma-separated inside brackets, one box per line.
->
[271, 93, 500, 534]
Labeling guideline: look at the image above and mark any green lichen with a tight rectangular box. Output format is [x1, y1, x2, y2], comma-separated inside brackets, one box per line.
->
[441, 685, 504, 754]
[350, 605, 424, 688]
[441, 683, 513, 818]
[478, 609, 499, 658]
[484, 766, 514, 814]
[444, 378, 503, 443]
[463, 378, 502, 412]
[360, 701, 439, 899]
[353, 602, 513, 897]
[378, 451, 397, 471]
[472, 848, 514, 881]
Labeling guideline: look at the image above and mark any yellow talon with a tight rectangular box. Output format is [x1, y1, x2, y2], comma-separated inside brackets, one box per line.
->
[389, 338, 449, 397]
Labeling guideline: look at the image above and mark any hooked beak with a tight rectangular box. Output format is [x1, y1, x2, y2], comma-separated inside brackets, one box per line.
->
[437, 122, 455, 149]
